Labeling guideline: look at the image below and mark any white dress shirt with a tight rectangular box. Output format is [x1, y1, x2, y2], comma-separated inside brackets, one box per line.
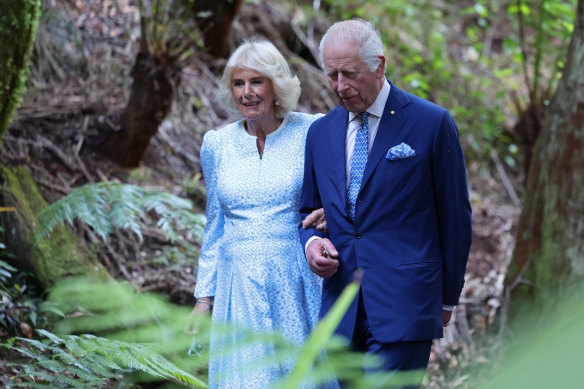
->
[305, 79, 389, 251]
[344, 80, 390, 187]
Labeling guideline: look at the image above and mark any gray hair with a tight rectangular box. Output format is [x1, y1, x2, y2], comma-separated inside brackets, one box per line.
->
[219, 39, 301, 119]
[319, 19, 385, 72]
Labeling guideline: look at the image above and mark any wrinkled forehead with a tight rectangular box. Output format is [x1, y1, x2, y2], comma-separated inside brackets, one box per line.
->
[323, 43, 366, 71]
[324, 35, 362, 53]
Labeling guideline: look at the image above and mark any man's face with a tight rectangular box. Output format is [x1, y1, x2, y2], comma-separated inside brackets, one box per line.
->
[323, 43, 385, 113]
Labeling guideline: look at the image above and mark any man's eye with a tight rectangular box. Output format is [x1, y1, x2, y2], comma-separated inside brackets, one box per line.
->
[232, 81, 243, 87]
[328, 72, 338, 81]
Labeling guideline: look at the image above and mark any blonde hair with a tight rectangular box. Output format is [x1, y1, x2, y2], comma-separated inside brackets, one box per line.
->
[219, 39, 301, 119]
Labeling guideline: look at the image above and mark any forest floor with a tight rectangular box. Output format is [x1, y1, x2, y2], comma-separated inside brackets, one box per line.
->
[1, 1, 524, 387]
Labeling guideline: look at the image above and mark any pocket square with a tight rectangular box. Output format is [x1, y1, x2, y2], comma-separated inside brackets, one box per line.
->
[386, 142, 416, 160]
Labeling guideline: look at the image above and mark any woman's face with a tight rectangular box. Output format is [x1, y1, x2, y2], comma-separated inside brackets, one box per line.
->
[231, 68, 276, 121]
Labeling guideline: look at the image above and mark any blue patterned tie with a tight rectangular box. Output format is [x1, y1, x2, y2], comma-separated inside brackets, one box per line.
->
[346, 112, 369, 220]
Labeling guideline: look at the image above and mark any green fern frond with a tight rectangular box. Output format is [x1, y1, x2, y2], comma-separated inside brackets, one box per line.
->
[109, 183, 144, 238]
[78, 353, 122, 378]
[6, 329, 207, 388]
[36, 182, 205, 244]
[35, 276, 406, 388]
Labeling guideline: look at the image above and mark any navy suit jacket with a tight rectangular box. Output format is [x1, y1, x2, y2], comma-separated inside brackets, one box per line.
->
[298, 81, 472, 343]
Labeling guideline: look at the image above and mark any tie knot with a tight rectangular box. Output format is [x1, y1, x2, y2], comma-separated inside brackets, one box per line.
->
[359, 111, 369, 128]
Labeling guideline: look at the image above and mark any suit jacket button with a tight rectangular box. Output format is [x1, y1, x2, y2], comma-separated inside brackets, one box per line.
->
[354, 232, 361, 239]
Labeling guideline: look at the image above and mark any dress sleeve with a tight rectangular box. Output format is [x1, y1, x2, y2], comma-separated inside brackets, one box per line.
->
[194, 131, 225, 298]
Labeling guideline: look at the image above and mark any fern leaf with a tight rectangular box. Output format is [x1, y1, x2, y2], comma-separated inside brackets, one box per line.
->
[36, 359, 67, 374]
[109, 184, 144, 239]
[35, 328, 63, 344]
[36, 182, 205, 248]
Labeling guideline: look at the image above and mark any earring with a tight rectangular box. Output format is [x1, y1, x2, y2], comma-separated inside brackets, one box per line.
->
[274, 100, 280, 106]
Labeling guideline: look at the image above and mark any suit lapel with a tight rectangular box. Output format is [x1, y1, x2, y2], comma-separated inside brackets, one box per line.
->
[328, 108, 349, 203]
[360, 83, 411, 191]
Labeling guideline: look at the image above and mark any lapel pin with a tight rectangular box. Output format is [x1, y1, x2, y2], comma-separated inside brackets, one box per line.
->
[390, 110, 395, 115]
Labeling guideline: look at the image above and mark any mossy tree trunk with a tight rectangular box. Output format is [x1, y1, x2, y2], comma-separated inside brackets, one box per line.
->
[0, 166, 110, 289]
[0, 0, 40, 138]
[509, 0, 584, 303]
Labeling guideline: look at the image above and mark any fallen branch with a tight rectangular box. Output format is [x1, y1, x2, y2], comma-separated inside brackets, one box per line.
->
[36, 134, 79, 172]
[490, 149, 521, 206]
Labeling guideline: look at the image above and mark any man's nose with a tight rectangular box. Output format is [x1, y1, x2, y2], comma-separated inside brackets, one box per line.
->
[337, 74, 349, 93]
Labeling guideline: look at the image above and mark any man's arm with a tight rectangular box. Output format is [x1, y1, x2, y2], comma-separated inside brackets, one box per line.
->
[298, 127, 327, 248]
[298, 126, 339, 278]
[432, 112, 473, 307]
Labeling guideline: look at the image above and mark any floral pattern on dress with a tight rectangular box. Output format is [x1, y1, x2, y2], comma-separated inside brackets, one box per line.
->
[195, 112, 334, 388]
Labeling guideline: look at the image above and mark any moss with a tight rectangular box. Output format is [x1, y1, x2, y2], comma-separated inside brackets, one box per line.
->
[129, 167, 153, 182]
[1, 166, 110, 289]
[0, 0, 40, 137]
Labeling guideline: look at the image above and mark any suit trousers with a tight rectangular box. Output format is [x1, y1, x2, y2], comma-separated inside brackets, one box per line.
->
[347, 290, 432, 389]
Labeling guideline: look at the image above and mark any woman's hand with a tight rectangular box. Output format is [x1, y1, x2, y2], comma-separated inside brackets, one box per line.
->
[301, 208, 327, 232]
[184, 298, 213, 335]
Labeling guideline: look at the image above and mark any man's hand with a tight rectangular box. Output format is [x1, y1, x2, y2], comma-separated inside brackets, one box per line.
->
[301, 208, 327, 232]
[442, 309, 453, 327]
[306, 238, 339, 278]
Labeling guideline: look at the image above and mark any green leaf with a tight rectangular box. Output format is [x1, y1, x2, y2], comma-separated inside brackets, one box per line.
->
[275, 279, 360, 388]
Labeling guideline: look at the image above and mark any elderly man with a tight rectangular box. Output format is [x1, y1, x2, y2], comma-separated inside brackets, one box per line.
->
[299, 19, 472, 387]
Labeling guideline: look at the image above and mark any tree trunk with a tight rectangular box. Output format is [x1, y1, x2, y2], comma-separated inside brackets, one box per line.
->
[0, 0, 40, 138]
[108, 50, 182, 168]
[509, 0, 584, 302]
[192, 0, 244, 58]
[107, 0, 243, 168]
[0, 166, 110, 289]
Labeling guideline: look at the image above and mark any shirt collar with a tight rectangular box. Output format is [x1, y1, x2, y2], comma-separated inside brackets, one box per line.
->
[348, 78, 391, 123]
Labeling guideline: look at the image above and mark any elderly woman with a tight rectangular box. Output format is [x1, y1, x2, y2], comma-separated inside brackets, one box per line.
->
[190, 39, 329, 388]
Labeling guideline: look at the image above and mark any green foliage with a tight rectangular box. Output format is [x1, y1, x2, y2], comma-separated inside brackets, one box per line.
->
[277, 278, 360, 388]
[46, 277, 204, 345]
[0, 256, 48, 337]
[0, 0, 41, 138]
[182, 173, 206, 203]
[478, 286, 584, 388]
[4, 329, 205, 388]
[3, 274, 421, 388]
[1, 166, 110, 288]
[2, 276, 209, 387]
[506, 0, 576, 101]
[320, 0, 577, 163]
[36, 182, 205, 245]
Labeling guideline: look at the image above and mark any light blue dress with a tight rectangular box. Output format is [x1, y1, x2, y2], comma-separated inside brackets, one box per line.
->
[195, 112, 326, 388]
